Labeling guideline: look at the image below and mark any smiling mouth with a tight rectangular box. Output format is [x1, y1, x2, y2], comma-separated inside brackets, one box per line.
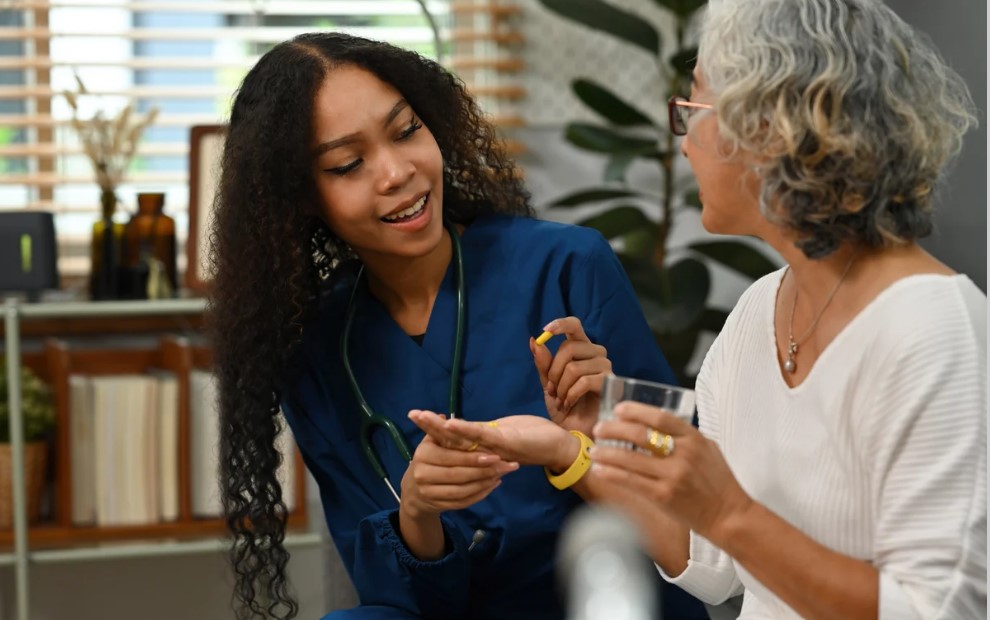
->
[381, 194, 428, 223]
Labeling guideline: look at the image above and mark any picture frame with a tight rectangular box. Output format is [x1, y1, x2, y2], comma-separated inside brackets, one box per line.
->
[185, 124, 226, 293]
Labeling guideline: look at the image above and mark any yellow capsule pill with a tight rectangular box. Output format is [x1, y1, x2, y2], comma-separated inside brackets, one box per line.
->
[535, 330, 554, 346]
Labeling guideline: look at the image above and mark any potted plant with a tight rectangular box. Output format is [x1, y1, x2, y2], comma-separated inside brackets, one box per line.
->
[537, 0, 779, 385]
[0, 362, 56, 527]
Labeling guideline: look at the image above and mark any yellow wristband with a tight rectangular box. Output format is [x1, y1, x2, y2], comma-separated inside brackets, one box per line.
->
[544, 431, 594, 490]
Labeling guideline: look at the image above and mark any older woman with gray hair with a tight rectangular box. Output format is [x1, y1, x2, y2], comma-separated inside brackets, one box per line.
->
[591, 0, 986, 618]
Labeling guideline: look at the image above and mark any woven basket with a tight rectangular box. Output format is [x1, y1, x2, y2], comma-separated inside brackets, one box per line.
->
[0, 442, 48, 529]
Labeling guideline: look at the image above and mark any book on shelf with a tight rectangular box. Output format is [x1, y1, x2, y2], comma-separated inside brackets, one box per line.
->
[189, 369, 220, 518]
[156, 372, 179, 522]
[68, 375, 95, 525]
[189, 369, 297, 518]
[70, 374, 166, 526]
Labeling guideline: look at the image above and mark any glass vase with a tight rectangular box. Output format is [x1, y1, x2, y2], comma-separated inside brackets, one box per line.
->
[88, 189, 125, 300]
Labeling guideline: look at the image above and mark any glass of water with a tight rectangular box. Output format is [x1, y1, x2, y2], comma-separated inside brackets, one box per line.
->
[597, 374, 696, 450]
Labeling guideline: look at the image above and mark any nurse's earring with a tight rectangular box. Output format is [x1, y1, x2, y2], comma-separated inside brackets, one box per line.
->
[310, 224, 355, 281]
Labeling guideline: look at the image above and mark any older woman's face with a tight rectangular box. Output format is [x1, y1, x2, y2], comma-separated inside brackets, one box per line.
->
[681, 67, 763, 237]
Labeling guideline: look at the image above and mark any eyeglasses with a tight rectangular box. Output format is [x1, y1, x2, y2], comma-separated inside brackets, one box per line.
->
[668, 96, 714, 136]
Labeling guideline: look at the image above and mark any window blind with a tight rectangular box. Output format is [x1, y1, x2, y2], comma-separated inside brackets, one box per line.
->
[0, 0, 525, 282]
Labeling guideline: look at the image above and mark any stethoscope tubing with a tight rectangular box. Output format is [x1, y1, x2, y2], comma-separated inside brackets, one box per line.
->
[340, 220, 467, 503]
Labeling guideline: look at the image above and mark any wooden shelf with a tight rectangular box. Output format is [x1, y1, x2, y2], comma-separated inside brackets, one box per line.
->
[1, 298, 206, 339]
[9, 313, 308, 555]
[0, 517, 311, 550]
[28, 530, 322, 564]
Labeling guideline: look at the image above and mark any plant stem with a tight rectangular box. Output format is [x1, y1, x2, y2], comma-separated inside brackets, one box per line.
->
[412, 0, 444, 63]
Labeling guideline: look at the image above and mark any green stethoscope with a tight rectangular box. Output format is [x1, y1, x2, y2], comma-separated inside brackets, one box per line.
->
[340, 221, 466, 504]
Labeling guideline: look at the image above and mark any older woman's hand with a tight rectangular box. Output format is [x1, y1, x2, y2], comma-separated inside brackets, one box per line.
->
[591, 401, 753, 543]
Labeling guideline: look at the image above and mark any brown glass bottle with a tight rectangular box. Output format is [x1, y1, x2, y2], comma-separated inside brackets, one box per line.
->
[123, 192, 177, 299]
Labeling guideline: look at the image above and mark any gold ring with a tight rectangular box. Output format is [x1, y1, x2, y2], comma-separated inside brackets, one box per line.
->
[646, 427, 674, 458]
[467, 421, 498, 451]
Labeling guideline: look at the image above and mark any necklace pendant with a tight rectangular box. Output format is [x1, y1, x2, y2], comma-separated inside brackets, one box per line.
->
[783, 356, 796, 374]
[784, 339, 798, 373]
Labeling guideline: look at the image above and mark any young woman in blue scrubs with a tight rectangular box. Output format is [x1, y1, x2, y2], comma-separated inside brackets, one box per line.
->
[209, 32, 707, 620]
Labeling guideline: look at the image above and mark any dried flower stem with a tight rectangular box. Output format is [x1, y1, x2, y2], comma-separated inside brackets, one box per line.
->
[62, 74, 160, 199]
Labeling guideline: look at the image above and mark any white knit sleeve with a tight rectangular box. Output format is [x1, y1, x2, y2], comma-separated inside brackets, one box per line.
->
[656, 307, 745, 604]
[863, 286, 987, 620]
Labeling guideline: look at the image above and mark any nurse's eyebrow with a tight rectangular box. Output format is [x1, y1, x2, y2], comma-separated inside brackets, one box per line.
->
[313, 99, 409, 157]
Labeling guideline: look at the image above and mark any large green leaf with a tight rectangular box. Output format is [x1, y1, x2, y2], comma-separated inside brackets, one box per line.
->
[578, 205, 652, 239]
[697, 308, 729, 333]
[549, 187, 641, 208]
[604, 146, 669, 182]
[604, 152, 636, 183]
[623, 257, 710, 333]
[689, 240, 779, 281]
[539, 0, 660, 54]
[565, 122, 657, 154]
[653, 327, 701, 387]
[650, 0, 708, 18]
[622, 228, 657, 261]
[572, 79, 655, 127]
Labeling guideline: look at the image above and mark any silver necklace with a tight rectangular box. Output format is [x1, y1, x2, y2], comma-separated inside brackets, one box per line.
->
[783, 250, 859, 374]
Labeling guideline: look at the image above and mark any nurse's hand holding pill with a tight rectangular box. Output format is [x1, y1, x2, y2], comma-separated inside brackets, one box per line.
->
[531, 316, 612, 437]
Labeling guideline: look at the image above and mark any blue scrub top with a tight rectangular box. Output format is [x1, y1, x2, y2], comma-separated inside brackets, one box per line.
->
[282, 214, 708, 620]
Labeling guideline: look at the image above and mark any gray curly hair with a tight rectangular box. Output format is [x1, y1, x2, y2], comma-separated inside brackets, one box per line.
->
[698, 0, 978, 258]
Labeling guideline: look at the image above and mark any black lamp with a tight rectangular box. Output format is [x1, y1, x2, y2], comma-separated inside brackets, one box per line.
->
[0, 211, 59, 301]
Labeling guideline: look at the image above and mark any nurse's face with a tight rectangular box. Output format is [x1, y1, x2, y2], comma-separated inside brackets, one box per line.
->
[310, 65, 445, 260]
[680, 66, 763, 237]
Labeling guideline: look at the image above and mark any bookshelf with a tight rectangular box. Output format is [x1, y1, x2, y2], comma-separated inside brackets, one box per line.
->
[2, 297, 320, 620]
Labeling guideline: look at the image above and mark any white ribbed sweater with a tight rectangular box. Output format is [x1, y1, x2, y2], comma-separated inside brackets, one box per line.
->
[666, 269, 987, 619]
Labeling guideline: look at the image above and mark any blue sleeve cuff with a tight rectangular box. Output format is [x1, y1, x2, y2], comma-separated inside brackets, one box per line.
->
[373, 509, 469, 569]
[351, 509, 473, 616]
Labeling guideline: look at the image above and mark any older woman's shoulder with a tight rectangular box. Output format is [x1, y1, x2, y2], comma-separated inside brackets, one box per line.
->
[867, 274, 985, 343]
[725, 266, 788, 318]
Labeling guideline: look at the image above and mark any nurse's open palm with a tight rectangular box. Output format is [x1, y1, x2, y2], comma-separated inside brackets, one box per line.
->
[531, 317, 611, 436]
[441, 414, 579, 470]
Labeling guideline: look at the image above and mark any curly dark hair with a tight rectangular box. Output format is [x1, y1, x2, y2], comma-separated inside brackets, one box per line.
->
[699, 0, 977, 259]
[208, 32, 532, 619]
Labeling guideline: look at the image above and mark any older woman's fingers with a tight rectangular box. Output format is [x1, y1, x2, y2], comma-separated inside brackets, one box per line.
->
[589, 444, 660, 472]
[592, 460, 675, 505]
[594, 417, 682, 460]
[593, 418, 652, 445]
[613, 401, 695, 436]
